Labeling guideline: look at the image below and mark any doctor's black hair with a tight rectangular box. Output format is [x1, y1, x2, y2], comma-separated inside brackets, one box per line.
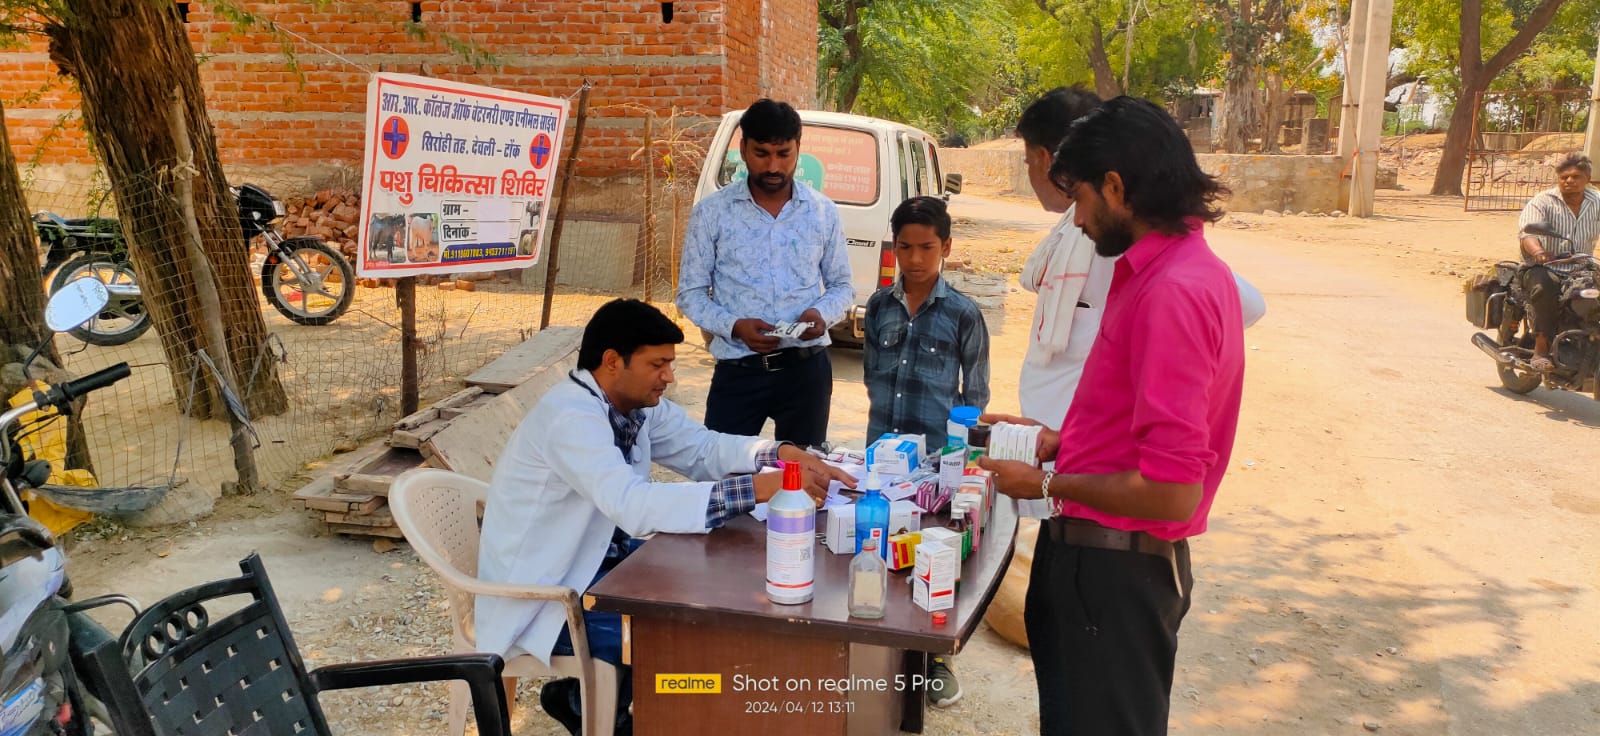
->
[891, 196, 952, 241]
[739, 98, 803, 144]
[579, 299, 684, 370]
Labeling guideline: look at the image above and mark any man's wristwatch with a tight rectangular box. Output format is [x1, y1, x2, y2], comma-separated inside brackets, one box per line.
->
[1039, 470, 1055, 500]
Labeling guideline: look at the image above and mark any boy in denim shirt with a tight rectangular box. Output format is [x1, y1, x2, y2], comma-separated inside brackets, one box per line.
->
[863, 195, 990, 706]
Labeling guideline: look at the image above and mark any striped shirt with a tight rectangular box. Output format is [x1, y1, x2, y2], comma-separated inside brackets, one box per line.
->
[1519, 186, 1600, 274]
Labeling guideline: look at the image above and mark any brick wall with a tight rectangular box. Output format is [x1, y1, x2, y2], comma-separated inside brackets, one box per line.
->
[2, 0, 817, 188]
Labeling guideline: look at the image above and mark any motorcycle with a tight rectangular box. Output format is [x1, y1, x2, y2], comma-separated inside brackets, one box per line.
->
[1467, 223, 1600, 396]
[34, 182, 357, 346]
[0, 278, 149, 735]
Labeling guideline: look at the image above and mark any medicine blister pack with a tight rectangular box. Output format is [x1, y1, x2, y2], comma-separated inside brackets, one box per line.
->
[990, 422, 1053, 519]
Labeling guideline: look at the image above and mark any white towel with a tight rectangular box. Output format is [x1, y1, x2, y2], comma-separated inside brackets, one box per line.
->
[1020, 206, 1097, 359]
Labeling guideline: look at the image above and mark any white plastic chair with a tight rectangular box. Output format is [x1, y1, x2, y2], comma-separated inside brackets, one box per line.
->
[389, 468, 618, 736]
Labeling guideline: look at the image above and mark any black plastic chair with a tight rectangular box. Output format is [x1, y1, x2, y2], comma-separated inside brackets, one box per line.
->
[116, 553, 511, 736]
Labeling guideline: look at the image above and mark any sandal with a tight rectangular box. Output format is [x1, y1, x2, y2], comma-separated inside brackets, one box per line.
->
[1530, 354, 1554, 372]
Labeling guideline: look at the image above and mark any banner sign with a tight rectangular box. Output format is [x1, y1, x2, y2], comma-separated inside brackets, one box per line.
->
[358, 73, 569, 276]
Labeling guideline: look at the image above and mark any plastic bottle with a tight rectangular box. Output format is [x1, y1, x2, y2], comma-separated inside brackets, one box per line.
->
[945, 405, 980, 449]
[848, 536, 888, 619]
[766, 461, 815, 605]
[854, 469, 891, 559]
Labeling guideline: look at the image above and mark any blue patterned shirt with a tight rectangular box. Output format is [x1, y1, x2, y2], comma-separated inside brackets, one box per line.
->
[864, 277, 991, 450]
[706, 444, 787, 527]
[676, 179, 855, 360]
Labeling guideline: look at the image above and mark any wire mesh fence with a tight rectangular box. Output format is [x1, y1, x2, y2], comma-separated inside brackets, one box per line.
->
[13, 104, 714, 522]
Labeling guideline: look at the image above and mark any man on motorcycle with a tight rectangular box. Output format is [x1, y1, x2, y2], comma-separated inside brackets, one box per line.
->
[1515, 153, 1600, 372]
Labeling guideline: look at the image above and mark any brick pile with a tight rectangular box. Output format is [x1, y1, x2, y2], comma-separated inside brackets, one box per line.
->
[281, 188, 361, 261]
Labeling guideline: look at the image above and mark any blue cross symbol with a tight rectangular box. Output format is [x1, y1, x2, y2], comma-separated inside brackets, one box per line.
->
[382, 117, 408, 158]
[530, 134, 551, 168]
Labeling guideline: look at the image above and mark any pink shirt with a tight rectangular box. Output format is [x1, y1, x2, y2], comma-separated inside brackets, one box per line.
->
[1053, 221, 1245, 541]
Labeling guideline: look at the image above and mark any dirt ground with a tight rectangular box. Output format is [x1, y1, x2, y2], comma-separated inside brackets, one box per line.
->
[60, 158, 1600, 734]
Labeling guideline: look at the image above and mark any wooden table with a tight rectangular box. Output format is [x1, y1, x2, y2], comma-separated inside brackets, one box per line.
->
[585, 498, 1017, 735]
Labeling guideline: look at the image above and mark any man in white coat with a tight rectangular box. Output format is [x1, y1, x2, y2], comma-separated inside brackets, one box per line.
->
[1014, 88, 1266, 429]
[475, 298, 852, 733]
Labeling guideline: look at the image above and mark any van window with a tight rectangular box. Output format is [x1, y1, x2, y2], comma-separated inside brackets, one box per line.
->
[908, 139, 931, 197]
[717, 124, 881, 206]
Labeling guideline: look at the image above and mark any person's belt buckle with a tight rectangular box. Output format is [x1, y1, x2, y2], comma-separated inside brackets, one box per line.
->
[760, 351, 779, 372]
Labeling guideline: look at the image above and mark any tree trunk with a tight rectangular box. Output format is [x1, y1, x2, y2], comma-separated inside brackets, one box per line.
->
[837, 0, 865, 111]
[1430, 0, 1570, 195]
[1262, 70, 1286, 153]
[44, 0, 287, 420]
[0, 100, 94, 473]
[0, 102, 51, 353]
[1220, 63, 1259, 153]
[1431, 94, 1478, 196]
[1087, 19, 1124, 100]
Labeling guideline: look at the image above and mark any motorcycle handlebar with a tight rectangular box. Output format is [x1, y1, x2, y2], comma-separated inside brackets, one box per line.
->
[46, 363, 131, 409]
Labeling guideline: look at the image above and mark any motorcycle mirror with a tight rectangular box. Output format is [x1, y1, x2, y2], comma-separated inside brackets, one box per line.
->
[1521, 223, 1563, 239]
[44, 277, 110, 333]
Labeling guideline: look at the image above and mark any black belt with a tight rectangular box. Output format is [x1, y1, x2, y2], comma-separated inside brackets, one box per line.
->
[1047, 516, 1185, 592]
[720, 345, 825, 372]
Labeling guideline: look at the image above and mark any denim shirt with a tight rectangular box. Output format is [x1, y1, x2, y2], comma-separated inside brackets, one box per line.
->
[675, 179, 855, 360]
[863, 277, 991, 449]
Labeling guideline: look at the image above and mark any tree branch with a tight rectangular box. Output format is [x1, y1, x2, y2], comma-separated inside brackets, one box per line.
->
[1482, 0, 1568, 81]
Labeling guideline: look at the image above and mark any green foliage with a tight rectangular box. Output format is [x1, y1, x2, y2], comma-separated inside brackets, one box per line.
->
[1396, 0, 1599, 102]
[819, 0, 1014, 142]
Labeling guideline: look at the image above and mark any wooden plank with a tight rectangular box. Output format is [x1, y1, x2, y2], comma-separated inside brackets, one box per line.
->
[324, 505, 394, 527]
[426, 343, 579, 481]
[336, 473, 394, 497]
[463, 326, 583, 393]
[327, 522, 406, 539]
[436, 386, 487, 409]
[392, 406, 440, 432]
[305, 493, 383, 514]
[439, 393, 495, 420]
[334, 447, 426, 496]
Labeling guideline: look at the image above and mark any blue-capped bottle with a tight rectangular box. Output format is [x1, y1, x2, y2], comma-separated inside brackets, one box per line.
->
[766, 461, 816, 605]
[854, 469, 890, 559]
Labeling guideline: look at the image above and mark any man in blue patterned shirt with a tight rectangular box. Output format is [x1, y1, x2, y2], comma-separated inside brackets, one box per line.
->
[677, 99, 855, 446]
[865, 196, 991, 451]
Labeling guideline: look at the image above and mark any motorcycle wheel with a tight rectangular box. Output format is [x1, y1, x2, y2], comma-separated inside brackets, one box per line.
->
[1497, 363, 1542, 394]
[262, 238, 354, 326]
[48, 252, 151, 347]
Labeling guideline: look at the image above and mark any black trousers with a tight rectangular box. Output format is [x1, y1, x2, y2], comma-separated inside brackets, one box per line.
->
[1518, 265, 1563, 342]
[1025, 524, 1194, 735]
[703, 348, 832, 446]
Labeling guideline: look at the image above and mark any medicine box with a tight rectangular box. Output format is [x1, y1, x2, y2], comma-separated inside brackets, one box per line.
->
[889, 499, 923, 535]
[888, 531, 920, 570]
[824, 504, 856, 555]
[912, 541, 957, 612]
[867, 436, 920, 477]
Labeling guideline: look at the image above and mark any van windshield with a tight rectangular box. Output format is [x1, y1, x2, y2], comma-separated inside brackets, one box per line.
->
[716, 124, 880, 206]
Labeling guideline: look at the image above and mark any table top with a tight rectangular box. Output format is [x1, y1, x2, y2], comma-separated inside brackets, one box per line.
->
[585, 496, 1018, 654]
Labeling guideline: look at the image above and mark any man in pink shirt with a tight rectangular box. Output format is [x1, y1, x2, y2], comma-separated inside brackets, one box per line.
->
[979, 96, 1245, 734]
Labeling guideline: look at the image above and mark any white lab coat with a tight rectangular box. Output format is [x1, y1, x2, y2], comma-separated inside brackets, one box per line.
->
[474, 370, 770, 665]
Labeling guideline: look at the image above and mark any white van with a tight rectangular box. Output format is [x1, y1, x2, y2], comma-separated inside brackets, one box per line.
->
[691, 110, 962, 347]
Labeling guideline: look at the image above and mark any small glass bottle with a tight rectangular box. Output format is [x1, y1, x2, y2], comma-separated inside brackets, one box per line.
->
[848, 536, 888, 619]
[950, 503, 972, 562]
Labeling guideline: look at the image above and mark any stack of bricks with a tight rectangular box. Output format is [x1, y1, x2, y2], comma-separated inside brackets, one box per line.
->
[280, 189, 361, 260]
